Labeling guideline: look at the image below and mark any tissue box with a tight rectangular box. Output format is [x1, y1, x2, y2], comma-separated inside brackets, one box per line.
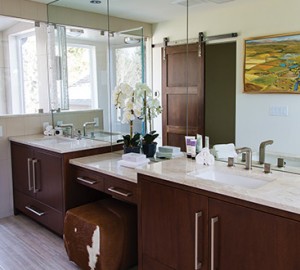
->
[122, 153, 147, 163]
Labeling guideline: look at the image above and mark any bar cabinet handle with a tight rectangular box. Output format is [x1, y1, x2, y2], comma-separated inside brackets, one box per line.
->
[25, 206, 45, 217]
[32, 159, 39, 193]
[195, 211, 203, 269]
[108, 187, 132, 197]
[77, 177, 97, 185]
[27, 158, 33, 191]
[211, 216, 219, 270]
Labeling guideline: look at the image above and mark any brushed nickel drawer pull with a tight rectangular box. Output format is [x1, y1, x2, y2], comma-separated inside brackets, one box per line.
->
[108, 187, 132, 197]
[211, 216, 219, 270]
[32, 159, 39, 193]
[195, 211, 203, 270]
[77, 177, 97, 185]
[27, 158, 33, 191]
[25, 206, 45, 217]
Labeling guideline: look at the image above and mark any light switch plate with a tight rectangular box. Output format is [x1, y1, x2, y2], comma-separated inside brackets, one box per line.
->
[269, 106, 288, 116]
[94, 117, 99, 127]
[0, 126, 3, 137]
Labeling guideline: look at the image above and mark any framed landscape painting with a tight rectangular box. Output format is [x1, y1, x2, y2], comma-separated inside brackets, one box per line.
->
[244, 32, 300, 93]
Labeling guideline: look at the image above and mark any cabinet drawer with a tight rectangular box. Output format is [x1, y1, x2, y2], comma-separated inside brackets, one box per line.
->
[105, 177, 137, 204]
[74, 167, 104, 192]
[14, 190, 63, 235]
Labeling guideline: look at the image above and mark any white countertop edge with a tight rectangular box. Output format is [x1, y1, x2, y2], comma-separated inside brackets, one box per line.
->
[9, 134, 114, 154]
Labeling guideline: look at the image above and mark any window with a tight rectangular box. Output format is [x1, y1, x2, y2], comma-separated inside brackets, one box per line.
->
[112, 43, 145, 134]
[67, 44, 97, 110]
[18, 32, 38, 114]
[115, 45, 143, 86]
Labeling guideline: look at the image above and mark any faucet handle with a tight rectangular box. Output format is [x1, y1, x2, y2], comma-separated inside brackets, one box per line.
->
[227, 157, 234, 167]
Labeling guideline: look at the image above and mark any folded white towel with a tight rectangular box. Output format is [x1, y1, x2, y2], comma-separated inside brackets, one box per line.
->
[196, 147, 215, 165]
[117, 159, 149, 168]
[212, 143, 237, 159]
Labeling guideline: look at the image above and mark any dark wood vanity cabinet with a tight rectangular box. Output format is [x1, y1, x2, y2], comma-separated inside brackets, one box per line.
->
[11, 141, 119, 235]
[71, 165, 138, 205]
[11, 142, 64, 234]
[139, 177, 208, 270]
[209, 198, 300, 270]
[138, 174, 300, 270]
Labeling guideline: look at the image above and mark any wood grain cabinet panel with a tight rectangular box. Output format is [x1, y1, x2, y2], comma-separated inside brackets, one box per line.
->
[71, 165, 138, 205]
[139, 174, 300, 270]
[209, 198, 300, 270]
[139, 176, 208, 270]
[11, 141, 117, 235]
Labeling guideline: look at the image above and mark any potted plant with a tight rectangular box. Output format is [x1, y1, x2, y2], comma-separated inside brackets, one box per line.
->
[113, 82, 162, 154]
[121, 133, 141, 153]
[142, 130, 159, 157]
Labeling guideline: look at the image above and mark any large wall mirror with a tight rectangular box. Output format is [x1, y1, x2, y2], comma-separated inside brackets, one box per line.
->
[46, 0, 189, 146]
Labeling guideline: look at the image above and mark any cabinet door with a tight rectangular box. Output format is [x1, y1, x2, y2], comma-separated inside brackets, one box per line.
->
[11, 143, 33, 197]
[34, 150, 63, 211]
[140, 179, 178, 269]
[176, 189, 208, 270]
[209, 198, 300, 270]
[139, 177, 208, 270]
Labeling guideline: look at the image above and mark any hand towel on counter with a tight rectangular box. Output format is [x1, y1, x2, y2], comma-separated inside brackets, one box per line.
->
[117, 159, 150, 168]
[196, 147, 215, 165]
[212, 143, 237, 159]
[118, 152, 150, 168]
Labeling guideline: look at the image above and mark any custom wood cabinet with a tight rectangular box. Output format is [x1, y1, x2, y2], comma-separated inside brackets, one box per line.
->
[12, 143, 64, 234]
[71, 165, 138, 205]
[11, 141, 121, 235]
[139, 177, 208, 270]
[138, 174, 300, 270]
[209, 198, 300, 270]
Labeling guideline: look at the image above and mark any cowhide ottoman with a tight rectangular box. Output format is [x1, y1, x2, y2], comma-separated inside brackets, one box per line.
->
[64, 199, 137, 270]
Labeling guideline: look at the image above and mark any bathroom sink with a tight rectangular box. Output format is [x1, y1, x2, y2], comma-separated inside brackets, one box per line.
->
[188, 167, 274, 189]
[28, 136, 109, 151]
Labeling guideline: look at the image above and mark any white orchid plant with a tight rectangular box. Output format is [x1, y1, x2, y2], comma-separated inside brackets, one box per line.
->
[113, 82, 162, 145]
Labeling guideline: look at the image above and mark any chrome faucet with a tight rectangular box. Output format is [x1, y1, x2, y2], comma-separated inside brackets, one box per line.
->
[236, 147, 252, 170]
[83, 121, 96, 137]
[259, 140, 273, 164]
[59, 123, 74, 138]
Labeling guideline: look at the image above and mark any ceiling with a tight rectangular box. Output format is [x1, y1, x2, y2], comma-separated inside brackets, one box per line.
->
[27, 0, 249, 24]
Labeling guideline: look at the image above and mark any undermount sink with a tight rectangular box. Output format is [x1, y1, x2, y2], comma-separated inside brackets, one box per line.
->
[188, 167, 274, 189]
[28, 136, 109, 150]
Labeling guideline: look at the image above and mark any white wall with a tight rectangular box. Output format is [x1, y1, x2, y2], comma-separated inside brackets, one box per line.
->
[152, 0, 300, 156]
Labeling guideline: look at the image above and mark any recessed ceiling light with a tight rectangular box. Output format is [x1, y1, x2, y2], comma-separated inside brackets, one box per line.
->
[124, 37, 141, 44]
[90, 0, 101, 4]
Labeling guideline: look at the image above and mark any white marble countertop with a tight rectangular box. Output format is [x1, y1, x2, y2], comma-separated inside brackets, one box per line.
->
[9, 134, 112, 153]
[69, 151, 138, 183]
[69, 152, 300, 215]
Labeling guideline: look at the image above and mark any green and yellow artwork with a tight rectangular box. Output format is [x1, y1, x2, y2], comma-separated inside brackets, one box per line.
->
[244, 32, 300, 93]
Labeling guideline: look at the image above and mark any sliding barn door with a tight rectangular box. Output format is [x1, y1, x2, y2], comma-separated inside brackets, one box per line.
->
[162, 43, 205, 151]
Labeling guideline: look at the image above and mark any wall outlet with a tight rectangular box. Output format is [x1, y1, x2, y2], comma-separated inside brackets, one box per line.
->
[93, 117, 99, 127]
[269, 106, 289, 116]
[56, 120, 63, 126]
[43, 122, 50, 130]
[0, 126, 3, 137]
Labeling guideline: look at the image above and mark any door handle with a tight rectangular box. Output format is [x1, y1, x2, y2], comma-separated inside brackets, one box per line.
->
[77, 177, 97, 185]
[108, 187, 132, 197]
[195, 211, 203, 269]
[25, 205, 45, 216]
[27, 158, 33, 191]
[32, 159, 39, 193]
[211, 216, 219, 270]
